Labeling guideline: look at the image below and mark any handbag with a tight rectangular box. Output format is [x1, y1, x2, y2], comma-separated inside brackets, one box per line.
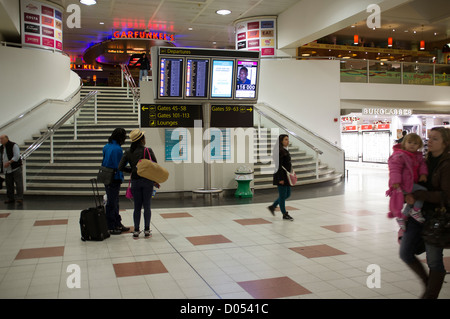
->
[421, 192, 450, 248]
[282, 166, 297, 186]
[126, 180, 133, 199]
[137, 148, 169, 184]
[97, 166, 115, 185]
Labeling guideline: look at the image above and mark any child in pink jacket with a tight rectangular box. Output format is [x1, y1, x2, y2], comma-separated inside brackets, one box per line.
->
[387, 133, 428, 230]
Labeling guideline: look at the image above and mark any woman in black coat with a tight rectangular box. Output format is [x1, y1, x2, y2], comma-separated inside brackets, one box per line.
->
[268, 134, 294, 221]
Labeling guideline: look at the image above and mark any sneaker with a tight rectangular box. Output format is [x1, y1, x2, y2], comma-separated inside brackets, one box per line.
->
[410, 210, 425, 223]
[283, 212, 294, 221]
[144, 230, 152, 238]
[109, 229, 122, 235]
[396, 218, 406, 230]
[133, 230, 140, 238]
[117, 224, 130, 232]
[267, 205, 275, 216]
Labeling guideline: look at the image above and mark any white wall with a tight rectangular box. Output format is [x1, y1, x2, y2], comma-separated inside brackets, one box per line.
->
[258, 59, 342, 146]
[0, 45, 78, 145]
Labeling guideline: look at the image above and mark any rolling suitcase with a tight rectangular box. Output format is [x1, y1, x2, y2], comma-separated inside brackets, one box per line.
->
[79, 179, 110, 241]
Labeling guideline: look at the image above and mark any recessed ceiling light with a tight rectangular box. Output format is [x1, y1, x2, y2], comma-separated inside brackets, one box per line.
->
[80, 0, 96, 5]
[99, 22, 104, 25]
[216, 9, 231, 15]
[188, 27, 193, 31]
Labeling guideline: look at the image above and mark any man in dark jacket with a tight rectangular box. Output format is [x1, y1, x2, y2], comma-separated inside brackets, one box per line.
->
[134, 53, 151, 86]
[0, 135, 24, 204]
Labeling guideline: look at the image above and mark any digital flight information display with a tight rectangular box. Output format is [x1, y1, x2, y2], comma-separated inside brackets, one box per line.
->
[159, 58, 183, 98]
[211, 60, 234, 98]
[235, 60, 258, 99]
[186, 59, 209, 98]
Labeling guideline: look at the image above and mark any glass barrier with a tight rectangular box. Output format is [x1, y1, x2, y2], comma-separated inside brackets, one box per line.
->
[402, 62, 434, 85]
[340, 59, 367, 83]
[435, 64, 450, 86]
[368, 60, 401, 84]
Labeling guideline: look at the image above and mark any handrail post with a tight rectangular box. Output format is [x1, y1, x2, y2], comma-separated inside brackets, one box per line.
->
[366, 59, 369, 84]
[73, 113, 77, 140]
[401, 62, 404, 84]
[23, 159, 27, 192]
[433, 64, 436, 86]
[121, 67, 124, 87]
[94, 94, 98, 124]
[315, 150, 319, 179]
[50, 135, 54, 164]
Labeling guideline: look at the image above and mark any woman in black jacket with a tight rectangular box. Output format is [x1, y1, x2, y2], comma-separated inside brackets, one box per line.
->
[119, 129, 157, 238]
[268, 134, 294, 221]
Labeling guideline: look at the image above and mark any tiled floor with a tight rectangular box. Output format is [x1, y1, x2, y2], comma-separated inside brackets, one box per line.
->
[0, 166, 449, 299]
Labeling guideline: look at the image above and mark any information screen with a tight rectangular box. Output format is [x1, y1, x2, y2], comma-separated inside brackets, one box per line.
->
[186, 59, 209, 98]
[235, 60, 258, 99]
[210, 60, 234, 98]
[159, 57, 183, 98]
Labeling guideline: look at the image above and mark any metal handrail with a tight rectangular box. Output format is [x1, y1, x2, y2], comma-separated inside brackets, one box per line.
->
[21, 91, 99, 161]
[0, 77, 83, 132]
[120, 64, 140, 102]
[254, 105, 323, 155]
[256, 103, 344, 154]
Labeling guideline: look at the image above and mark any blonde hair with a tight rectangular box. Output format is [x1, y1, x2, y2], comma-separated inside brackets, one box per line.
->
[401, 133, 423, 150]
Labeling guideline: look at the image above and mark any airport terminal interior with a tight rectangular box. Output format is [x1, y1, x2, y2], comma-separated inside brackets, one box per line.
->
[1, 0, 450, 302]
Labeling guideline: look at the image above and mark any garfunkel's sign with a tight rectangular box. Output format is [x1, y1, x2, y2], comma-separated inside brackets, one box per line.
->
[113, 30, 175, 42]
[362, 108, 413, 116]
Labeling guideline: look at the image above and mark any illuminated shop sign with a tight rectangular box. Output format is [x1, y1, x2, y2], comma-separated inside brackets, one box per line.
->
[363, 108, 413, 116]
[113, 30, 175, 42]
[70, 63, 102, 71]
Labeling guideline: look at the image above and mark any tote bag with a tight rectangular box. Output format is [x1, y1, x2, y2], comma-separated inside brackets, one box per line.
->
[137, 148, 169, 184]
[282, 166, 297, 186]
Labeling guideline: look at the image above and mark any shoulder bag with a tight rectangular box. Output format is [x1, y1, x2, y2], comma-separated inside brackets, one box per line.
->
[97, 166, 115, 185]
[421, 192, 450, 248]
[282, 166, 297, 186]
[137, 148, 169, 184]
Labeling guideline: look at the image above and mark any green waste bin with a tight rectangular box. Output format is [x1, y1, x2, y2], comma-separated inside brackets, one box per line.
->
[234, 167, 253, 198]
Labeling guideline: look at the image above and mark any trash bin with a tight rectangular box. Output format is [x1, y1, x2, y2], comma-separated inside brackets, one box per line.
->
[234, 166, 253, 198]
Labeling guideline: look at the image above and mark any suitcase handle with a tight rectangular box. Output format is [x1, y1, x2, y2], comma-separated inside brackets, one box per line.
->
[90, 178, 103, 207]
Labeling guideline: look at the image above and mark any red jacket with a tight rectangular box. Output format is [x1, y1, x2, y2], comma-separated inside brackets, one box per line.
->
[388, 143, 428, 193]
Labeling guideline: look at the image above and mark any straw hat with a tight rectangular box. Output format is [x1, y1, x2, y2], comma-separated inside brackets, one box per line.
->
[129, 129, 145, 142]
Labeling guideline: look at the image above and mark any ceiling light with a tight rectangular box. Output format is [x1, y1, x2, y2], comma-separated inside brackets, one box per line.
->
[99, 22, 104, 25]
[188, 27, 193, 31]
[80, 0, 97, 5]
[216, 9, 231, 15]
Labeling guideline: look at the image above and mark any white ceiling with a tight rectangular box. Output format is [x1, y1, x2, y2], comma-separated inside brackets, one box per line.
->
[48, 0, 450, 58]
[54, 0, 300, 58]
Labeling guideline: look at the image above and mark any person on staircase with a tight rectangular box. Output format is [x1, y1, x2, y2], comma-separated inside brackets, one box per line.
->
[102, 128, 130, 235]
[0, 135, 24, 205]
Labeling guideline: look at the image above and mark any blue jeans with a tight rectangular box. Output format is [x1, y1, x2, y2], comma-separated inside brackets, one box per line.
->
[273, 185, 291, 214]
[139, 69, 148, 86]
[104, 180, 122, 230]
[402, 183, 427, 215]
[131, 178, 154, 231]
[399, 218, 445, 272]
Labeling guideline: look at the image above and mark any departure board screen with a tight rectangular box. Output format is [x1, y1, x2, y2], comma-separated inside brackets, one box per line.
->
[210, 60, 234, 98]
[186, 59, 209, 98]
[235, 60, 258, 99]
[159, 57, 184, 98]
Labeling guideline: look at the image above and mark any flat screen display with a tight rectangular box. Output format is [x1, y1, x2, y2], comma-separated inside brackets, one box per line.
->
[186, 59, 209, 98]
[159, 57, 183, 98]
[210, 60, 234, 98]
[235, 60, 258, 99]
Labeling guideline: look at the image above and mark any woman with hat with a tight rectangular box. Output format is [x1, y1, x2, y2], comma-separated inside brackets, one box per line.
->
[119, 129, 157, 238]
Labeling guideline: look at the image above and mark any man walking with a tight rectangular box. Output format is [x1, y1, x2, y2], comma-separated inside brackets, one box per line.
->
[0, 135, 24, 204]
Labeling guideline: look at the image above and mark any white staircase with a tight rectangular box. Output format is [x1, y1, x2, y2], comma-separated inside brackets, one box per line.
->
[252, 129, 342, 189]
[21, 86, 139, 195]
